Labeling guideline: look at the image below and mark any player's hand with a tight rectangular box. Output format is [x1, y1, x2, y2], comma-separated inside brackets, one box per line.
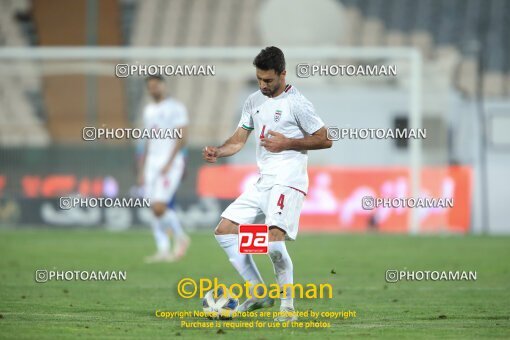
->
[261, 130, 289, 153]
[203, 146, 219, 163]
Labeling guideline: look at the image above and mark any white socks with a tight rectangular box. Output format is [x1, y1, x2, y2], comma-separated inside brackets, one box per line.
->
[268, 241, 294, 309]
[161, 209, 186, 240]
[215, 234, 265, 295]
[151, 217, 170, 254]
[215, 234, 295, 309]
[150, 208, 188, 255]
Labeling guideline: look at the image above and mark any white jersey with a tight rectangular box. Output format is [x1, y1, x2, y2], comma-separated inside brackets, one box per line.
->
[238, 85, 324, 194]
[143, 97, 188, 172]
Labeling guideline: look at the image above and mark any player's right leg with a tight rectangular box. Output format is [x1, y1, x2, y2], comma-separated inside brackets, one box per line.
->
[215, 186, 273, 311]
[214, 186, 274, 311]
[144, 169, 175, 263]
[214, 218, 274, 312]
[159, 164, 190, 260]
[214, 218, 264, 287]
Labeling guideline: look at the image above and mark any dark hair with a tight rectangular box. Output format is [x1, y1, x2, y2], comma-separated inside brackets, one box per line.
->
[253, 46, 286, 74]
[145, 74, 164, 82]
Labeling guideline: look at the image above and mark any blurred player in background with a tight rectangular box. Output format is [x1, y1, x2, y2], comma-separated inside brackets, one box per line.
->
[138, 75, 190, 263]
[203, 47, 332, 321]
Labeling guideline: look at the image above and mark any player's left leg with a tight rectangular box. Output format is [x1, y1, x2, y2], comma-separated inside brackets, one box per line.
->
[154, 164, 190, 261]
[145, 201, 175, 263]
[165, 200, 189, 260]
[162, 170, 189, 260]
[268, 227, 297, 322]
[264, 185, 304, 322]
[144, 169, 174, 263]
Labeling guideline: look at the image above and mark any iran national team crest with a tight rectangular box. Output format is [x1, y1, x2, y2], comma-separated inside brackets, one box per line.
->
[274, 109, 282, 122]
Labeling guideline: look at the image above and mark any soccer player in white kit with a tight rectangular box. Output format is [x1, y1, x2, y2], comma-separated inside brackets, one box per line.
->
[202, 47, 332, 321]
[139, 75, 190, 263]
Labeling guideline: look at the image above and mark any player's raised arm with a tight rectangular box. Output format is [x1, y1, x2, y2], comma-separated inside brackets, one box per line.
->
[202, 126, 251, 163]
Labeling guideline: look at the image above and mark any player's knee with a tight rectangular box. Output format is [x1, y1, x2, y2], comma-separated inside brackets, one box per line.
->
[268, 226, 286, 241]
[214, 218, 238, 235]
[152, 203, 166, 217]
[213, 227, 224, 235]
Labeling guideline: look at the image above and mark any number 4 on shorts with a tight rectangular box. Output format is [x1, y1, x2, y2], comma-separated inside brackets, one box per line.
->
[277, 194, 285, 209]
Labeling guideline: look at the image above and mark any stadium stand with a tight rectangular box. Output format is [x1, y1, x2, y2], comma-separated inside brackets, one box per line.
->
[31, 0, 128, 143]
[0, 0, 49, 146]
[1, 0, 509, 146]
[129, 0, 261, 146]
[338, 0, 510, 97]
[119, 0, 510, 145]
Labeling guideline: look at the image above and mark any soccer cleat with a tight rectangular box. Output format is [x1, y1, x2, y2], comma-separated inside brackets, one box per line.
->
[237, 296, 274, 312]
[144, 252, 176, 263]
[274, 307, 298, 322]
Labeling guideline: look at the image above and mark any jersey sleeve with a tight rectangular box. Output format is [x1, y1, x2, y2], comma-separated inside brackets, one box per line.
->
[291, 94, 324, 135]
[237, 97, 254, 131]
[172, 103, 189, 128]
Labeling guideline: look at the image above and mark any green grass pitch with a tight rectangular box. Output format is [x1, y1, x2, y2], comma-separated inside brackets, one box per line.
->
[0, 229, 509, 339]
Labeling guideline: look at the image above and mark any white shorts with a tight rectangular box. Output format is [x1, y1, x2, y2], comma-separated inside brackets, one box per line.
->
[144, 162, 184, 203]
[221, 176, 305, 240]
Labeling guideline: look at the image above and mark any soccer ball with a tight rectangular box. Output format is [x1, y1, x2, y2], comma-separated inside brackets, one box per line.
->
[202, 287, 239, 319]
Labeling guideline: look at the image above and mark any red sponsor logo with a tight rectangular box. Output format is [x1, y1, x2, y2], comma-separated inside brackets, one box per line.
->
[239, 224, 268, 254]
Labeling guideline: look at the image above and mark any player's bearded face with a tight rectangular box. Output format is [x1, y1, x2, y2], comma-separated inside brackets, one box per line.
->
[256, 69, 285, 97]
[146, 79, 165, 101]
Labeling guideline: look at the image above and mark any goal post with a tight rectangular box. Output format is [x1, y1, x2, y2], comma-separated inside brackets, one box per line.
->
[0, 46, 423, 234]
